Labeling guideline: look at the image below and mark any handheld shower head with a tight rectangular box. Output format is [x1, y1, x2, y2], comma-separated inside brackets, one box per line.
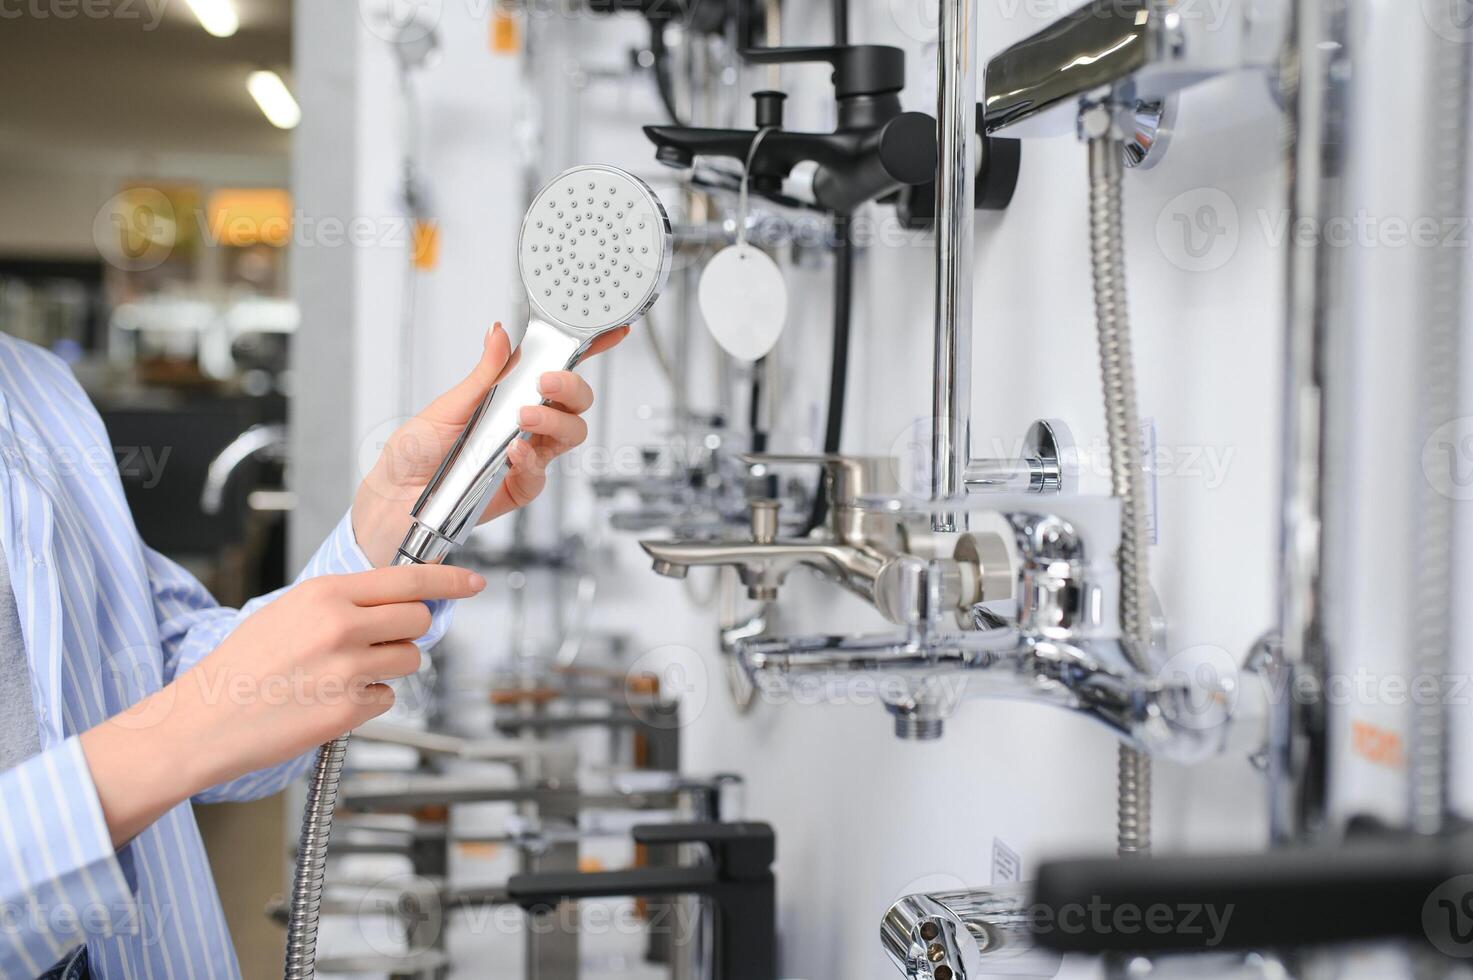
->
[520, 165, 673, 336]
[395, 165, 673, 566]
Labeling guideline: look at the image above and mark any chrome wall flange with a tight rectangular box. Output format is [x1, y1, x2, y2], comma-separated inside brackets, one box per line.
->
[1121, 96, 1176, 170]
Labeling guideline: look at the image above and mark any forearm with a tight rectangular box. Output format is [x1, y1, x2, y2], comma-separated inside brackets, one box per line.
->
[79, 684, 221, 848]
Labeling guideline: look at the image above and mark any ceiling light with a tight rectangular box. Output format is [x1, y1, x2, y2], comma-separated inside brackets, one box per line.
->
[184, 0, 238, 38]
[247, 71, 301, 130]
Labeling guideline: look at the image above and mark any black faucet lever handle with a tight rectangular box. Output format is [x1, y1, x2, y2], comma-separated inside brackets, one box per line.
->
[740, 43, 905, 99]
[633, 821, 776, 879]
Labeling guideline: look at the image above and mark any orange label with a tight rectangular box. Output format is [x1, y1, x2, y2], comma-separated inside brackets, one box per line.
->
[1351, 720, 1405, 770]
[491, 9, 519, 54]
[412, 219, 440, 270]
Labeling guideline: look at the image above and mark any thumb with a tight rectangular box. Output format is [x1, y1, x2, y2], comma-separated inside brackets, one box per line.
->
[419, 323, 514, 426]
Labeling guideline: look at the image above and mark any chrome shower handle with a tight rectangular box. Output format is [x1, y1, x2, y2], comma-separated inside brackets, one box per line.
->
[395, 320, 601, 566]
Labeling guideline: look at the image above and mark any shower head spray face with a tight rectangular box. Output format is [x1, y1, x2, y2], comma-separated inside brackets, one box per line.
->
[394, 166, 673, 566]
[519, 165, 673, 338]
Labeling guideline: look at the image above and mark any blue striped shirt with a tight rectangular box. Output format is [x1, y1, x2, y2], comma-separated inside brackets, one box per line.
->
[0, 334, 452, 978]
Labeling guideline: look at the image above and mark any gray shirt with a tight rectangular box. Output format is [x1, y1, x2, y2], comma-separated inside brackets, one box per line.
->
[0, 539, 40, 770]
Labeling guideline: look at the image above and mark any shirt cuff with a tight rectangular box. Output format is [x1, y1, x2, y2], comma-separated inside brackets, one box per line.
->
[1, 738, 140, 960]
[308, 509, 457, 649]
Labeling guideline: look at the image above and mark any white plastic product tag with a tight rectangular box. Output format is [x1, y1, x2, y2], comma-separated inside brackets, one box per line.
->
[699, 126, 789, 362]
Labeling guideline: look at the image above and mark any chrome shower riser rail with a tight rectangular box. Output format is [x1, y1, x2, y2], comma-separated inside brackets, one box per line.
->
[929, 0, 977, 529]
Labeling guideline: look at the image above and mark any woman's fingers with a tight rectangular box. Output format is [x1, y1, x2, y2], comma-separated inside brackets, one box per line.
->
[341, 564, 487, 606]
[357, 641, 423, 683]
[418, 323, 514, 426]
[537, 371, 594, 414]
[518, 404, 589, 453]
[480, 440, 547, 521]
[350, 601, 435, 644]
[585, 326, 629, 359]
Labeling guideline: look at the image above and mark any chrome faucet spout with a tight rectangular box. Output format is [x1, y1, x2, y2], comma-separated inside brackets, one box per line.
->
[639, 538, 886, 604]
[738, 630, 1221, 760]
[883, 886, 1060, 980]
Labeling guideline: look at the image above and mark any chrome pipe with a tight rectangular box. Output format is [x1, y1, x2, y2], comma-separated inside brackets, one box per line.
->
[1270, 0, 1351, 845]
[962, 458, 1035, 493]
[930, 0, 978, 530]
[200, 423, 287, 515]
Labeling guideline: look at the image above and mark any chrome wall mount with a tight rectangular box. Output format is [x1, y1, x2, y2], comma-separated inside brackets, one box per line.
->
[963, 420, 1073, 495]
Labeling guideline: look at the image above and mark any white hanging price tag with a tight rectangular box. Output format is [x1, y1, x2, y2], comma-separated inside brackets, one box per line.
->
[698, 126, 789, 363]
[699, 244, 787, 361]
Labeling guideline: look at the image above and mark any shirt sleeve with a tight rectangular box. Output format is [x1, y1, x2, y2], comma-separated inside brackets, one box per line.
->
[147, 510, 456, 803]
[0, 737, 140, 978]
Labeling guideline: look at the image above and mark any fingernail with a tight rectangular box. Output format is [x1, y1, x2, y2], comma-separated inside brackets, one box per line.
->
[539, 373, 563, 395]
[468, 573, 487, 592]
[519, 406, 542, 426]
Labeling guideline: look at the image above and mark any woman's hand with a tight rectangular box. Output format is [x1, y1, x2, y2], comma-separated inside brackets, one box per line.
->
[81, 564, 486, 846]
[351, 322, 627, 567]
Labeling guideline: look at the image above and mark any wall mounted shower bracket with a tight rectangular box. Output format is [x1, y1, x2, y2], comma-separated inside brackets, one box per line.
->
[963, 419, 1073, 496]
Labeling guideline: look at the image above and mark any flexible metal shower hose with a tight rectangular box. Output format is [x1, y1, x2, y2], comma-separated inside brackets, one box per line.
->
[1410, 29, 1472, 838]
[285, 549, 420, 977]
[1088, 136, 1153, 858]
[284, 733, 348, 977]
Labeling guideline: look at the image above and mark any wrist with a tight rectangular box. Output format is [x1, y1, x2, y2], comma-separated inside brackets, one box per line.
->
[352, 468, 412, 569]
[80, 685, 215, 847]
